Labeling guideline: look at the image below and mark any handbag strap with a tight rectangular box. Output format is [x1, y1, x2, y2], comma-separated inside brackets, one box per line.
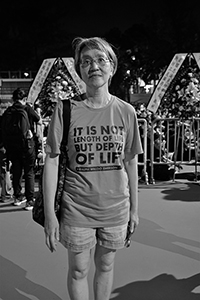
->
[61, 94, 86, 146]
[61, 100, 71, 147]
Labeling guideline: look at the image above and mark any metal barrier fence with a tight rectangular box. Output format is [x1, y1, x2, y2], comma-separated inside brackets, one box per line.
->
[149, 117, 200, 184]
[138, 118, 149, 184]
[37, 117, 199, 185]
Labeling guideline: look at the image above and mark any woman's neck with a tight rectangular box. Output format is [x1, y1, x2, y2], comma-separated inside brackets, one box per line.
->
[85, 89, 111, 108]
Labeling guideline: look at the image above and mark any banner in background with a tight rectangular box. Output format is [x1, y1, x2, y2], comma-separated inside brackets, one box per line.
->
[193, 53, 200, 69]
[27, 58, 54, 104]
[147, 53, 187, 113]
[62, 58, 86, 94]
[27, 57, 86, 104]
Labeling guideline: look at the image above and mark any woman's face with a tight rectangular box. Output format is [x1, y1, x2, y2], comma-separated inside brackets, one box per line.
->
[79, 47, 113, 90]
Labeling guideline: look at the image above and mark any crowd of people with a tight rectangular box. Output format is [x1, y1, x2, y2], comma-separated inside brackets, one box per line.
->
[0, 87, 42, 210]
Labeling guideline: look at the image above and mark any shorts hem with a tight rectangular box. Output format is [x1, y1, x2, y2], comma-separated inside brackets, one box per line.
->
[98, 240, 125, 250]
[60, 236, 96, 252]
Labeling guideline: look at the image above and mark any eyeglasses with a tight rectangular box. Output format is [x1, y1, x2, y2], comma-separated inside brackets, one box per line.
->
[80, 57, 111, 68]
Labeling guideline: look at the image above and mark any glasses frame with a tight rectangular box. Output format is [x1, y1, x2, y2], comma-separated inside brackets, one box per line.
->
[79, 56, 111, 69]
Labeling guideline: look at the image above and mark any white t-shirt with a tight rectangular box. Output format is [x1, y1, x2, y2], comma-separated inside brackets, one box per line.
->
[46, 96, 143, 227]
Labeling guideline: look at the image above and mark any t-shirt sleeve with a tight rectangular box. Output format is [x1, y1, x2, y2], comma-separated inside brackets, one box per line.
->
[45, 100, 63, 155]
[124, 104, 143, 159]
[26, 105, 40, 122]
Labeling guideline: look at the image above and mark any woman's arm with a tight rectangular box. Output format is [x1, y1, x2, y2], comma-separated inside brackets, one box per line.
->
[43, 153, 59, 252]
[124, 155, 139, 232]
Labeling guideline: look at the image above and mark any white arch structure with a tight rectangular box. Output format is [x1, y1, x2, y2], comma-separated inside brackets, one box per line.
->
[147, 53, 200, 113]
[27, 57, 85, 104]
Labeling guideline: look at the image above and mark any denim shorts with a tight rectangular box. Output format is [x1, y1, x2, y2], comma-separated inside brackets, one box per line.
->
[59, 223, 128, 252]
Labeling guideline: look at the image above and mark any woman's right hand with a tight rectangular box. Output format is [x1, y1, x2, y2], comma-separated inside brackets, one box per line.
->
[44, 213, 59, 252]
[43, 153, 60, 252]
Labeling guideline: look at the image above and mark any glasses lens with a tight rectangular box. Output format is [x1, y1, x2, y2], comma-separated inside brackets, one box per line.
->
[97, 57, 109, 66]
[81, 59, 90, 68]
[80, 57, 110, 68]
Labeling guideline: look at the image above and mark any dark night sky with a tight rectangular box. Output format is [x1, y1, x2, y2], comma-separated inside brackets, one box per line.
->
[41, 0, 200, 35]
[0, 0, 160, 35]
[60, 1, 161, 35]
[0, 0, 200, 70]
[1, 0, 199, 36]
[1, 0, 200, 38]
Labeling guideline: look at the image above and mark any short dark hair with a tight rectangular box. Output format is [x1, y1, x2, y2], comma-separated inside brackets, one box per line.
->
[12, 88, 26, 102]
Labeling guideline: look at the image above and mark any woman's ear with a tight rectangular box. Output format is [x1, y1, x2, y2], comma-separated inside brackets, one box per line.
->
[110, 61, 115, 77]
[110, 67, 113, 77]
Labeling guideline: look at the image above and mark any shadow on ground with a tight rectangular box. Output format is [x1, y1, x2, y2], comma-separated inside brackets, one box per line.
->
[133, 218, 200, 261]
[175, 172, 200, 181]
[161, 182, 200, 202]
[139, 178, 199, 202]
[0, 256, 62, 300]
[0, 202, 26, 213]
[112, 273, 200, 300]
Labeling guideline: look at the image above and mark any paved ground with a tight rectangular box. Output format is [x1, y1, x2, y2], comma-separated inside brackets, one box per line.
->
[0, 166, 200, 300]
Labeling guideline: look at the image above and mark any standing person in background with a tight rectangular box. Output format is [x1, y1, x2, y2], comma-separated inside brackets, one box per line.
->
[23, 96, 41, 210]
[32, 103, 44, 165]
[2, 88, 40, 210]
[43, 37, 143, 300]
[0, 114, 12, 202]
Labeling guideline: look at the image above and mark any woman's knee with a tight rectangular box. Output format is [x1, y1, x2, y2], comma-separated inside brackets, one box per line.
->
[95, 246, 116, 273]
[70, 266, 89, 281]
[68, 250, 91, 280]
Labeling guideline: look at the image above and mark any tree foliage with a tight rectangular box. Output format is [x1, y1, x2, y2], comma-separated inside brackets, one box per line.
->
[1, 0, 200, 96]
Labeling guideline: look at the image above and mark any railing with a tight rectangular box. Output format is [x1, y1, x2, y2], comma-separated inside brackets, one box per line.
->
[0, 78, 33, 101]
[138, 118, 149, 184]
[0, 71, 36, 79]
[149, 118, 200, 183]
[36, 116, 200, 185]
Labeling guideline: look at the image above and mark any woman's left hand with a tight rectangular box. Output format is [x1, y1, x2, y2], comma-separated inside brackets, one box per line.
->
[44, 213, 59, 252]
[129, 212, 139, 233]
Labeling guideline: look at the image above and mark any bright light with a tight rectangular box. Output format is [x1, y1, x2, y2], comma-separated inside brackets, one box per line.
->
[138, 77, 145, 87]
[144, 84, 154, 93]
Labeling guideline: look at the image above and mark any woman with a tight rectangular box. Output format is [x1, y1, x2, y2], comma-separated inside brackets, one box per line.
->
[43, 37, 143, 300]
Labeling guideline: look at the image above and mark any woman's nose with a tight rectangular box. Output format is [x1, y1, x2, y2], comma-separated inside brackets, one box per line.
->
[90, 59, 99, 68]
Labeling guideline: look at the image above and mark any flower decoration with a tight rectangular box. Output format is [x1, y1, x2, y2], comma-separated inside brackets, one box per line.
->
[35, 58, 80, 117]
[160, 57, 200, 120]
